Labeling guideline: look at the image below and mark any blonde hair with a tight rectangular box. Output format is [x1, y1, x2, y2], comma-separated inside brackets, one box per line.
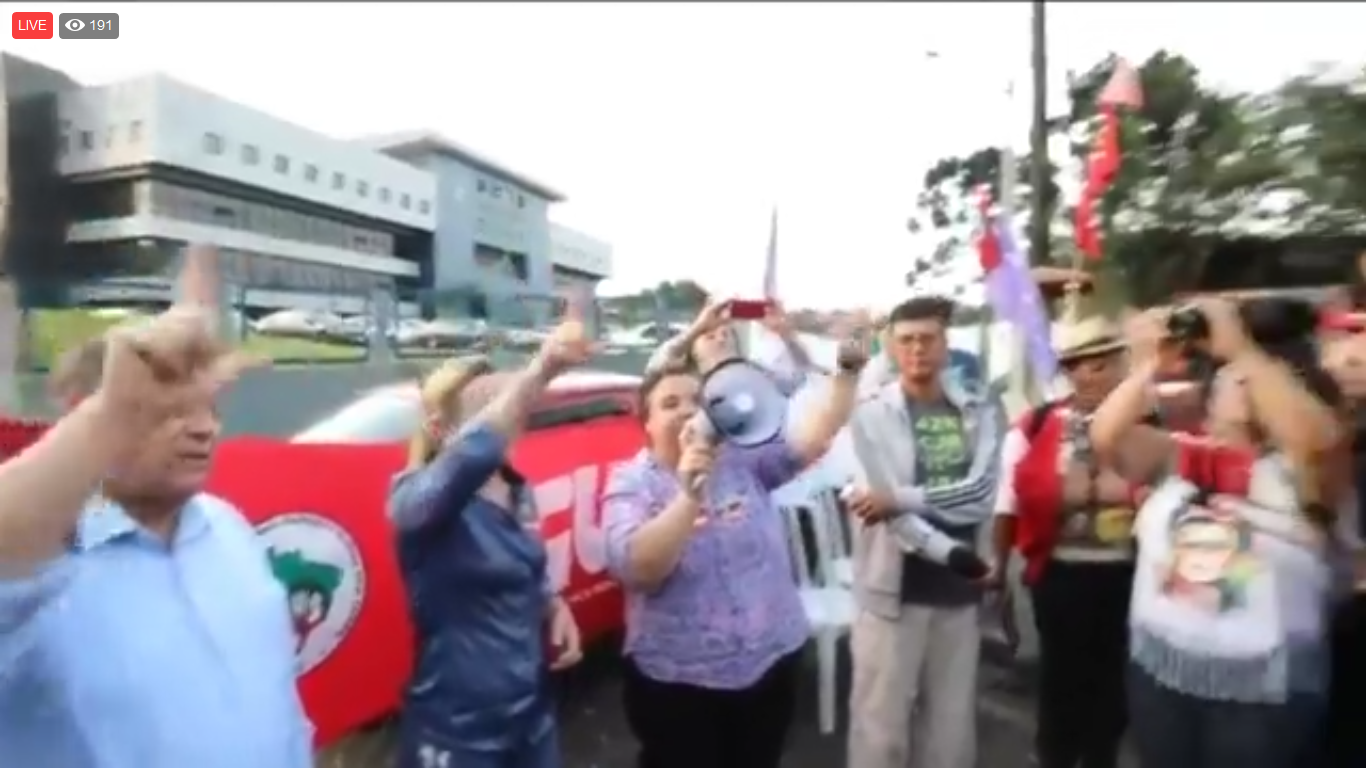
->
[405, 356, 493, 470]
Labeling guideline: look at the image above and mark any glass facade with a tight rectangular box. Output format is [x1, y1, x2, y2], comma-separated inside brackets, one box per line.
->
[138, 180, 397, 257]
[68, 239, 389, 294]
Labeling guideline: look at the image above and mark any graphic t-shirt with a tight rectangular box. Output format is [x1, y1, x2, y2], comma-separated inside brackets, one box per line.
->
[1129, 439, 1332, 703]
[899, 397, 978, 606]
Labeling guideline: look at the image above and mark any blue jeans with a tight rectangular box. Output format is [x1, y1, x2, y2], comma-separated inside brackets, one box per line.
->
[1128, 665, 1324, 768]
[396, 710, 559, 768]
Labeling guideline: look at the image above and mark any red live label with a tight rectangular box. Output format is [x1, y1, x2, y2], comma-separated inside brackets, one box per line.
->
[12, 12, 53, 39]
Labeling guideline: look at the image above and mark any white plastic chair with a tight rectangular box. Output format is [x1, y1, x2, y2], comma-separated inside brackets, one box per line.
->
[815, 488, 856, 589]
[782, 497, 855, 735]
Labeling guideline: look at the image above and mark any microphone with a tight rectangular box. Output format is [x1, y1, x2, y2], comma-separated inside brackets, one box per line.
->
[840, 485, 990, 580]
[684, 411, 718, 495]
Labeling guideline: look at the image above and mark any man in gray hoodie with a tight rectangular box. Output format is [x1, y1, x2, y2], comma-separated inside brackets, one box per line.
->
[842, 296, 1006, 768]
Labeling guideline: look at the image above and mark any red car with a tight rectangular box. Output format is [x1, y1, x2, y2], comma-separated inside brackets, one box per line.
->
[290, 370, 646, 648]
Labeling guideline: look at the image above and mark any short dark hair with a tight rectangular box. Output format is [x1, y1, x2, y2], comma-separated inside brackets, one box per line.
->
[637, 361, 696, 422]
[887, 295, 955, 327]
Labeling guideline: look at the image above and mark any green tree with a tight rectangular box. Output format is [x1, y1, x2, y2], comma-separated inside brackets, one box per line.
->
[912, 50, 1362, 306]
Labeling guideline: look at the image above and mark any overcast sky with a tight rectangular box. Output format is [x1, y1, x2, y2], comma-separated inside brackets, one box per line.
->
[8, 2, 1366, 309]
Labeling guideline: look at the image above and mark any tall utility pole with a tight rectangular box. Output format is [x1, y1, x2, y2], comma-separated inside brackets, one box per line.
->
[1028, 0, 1050, 266]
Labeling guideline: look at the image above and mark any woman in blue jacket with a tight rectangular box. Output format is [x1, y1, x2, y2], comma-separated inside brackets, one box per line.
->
[387, 313, 592, 768]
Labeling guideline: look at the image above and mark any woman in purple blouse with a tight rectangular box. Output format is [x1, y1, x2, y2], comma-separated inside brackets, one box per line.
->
[602, 323, 868, 768]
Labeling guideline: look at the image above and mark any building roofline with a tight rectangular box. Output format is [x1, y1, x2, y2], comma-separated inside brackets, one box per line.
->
[359, 131, 567, 203]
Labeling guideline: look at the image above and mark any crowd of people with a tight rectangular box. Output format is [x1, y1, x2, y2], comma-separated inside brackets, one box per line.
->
[6, 241, 1366, 768]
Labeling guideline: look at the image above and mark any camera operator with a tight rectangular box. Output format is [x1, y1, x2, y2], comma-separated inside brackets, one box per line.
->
[1090, 296, 1345, 768]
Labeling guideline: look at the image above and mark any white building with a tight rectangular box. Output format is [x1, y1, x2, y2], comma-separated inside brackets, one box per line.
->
[549, 221, 614, 300]
[52, 74, 438, 314]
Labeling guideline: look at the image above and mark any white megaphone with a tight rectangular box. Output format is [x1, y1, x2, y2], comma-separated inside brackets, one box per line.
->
[686, 357, 790, 493]
[845, 420, 989, 581]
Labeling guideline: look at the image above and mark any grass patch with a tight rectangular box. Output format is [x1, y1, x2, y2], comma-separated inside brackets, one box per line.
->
[27, 309, 367, 370]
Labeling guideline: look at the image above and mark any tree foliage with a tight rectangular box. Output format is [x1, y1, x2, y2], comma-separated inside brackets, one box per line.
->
[600, 279, 708, 323]
[913, 51, 1366, 306]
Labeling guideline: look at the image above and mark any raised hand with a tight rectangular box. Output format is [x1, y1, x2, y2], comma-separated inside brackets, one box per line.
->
[835, 309, 874, 372]
[676, 420, 715, 497]
[690, 299, 731, 337]
[538, 293, 597, 374]
[95, 245, 259, 432]
[761, 299, 792, 336]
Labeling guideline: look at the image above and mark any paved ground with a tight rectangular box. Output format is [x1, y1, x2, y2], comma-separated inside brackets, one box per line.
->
[317, 643, 1072, 768]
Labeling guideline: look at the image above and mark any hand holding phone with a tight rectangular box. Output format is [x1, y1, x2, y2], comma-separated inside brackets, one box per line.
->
[727, 299, 770, 321]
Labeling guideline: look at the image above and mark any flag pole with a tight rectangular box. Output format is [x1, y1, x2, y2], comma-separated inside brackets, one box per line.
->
[998, 80, 1038, 408]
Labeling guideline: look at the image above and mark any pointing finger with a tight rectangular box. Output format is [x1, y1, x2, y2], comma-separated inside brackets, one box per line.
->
[175, 244, 222, 313]
[560, 289, 586, 324]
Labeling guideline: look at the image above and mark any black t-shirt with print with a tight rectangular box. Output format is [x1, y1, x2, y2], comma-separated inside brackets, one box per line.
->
[899, 397, 979, 606]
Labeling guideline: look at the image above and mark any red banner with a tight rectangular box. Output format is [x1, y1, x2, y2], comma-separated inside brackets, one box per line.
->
[199, 415, 644, 747]
[205, 439, 410, 747]
[511, 415, 642, 639]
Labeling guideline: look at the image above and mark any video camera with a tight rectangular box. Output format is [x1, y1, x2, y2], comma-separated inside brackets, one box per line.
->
[1165, 296, 1320, 353]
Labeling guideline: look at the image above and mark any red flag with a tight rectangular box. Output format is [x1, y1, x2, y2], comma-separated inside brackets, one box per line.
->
[1098, 57, 1144, 109]
[1073, 57, 1142, 261]
[1074, 106, 1123, 261]
[973, 184, 1003, 273]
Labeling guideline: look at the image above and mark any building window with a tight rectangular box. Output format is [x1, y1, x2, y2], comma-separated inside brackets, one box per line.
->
[378, 187, 391, 204]
[400, 193, 411, 210]
[241, 144, 260, 165]
[105, 127, 117, 148]
[58, 134, 69, 155]
[128, 121, 143, 143]
[332, 172, 345, 190]
[273, 154, 289, 174]
[202, 132, 224, 155]
[490, 183, 504, 200]
[303, 164, 319, 183]
[477, 178, 488, 194]
[356, 180, 369, 198]
[79, 130, 94, 150]
[517, 193, 526, 209]
[418, 199, 431, 215]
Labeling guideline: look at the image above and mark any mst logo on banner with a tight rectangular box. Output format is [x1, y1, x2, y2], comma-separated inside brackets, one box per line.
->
[259, 513, 367, 675]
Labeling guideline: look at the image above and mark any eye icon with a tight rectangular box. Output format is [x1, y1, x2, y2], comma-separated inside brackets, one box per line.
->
[64, 18, 85, 32]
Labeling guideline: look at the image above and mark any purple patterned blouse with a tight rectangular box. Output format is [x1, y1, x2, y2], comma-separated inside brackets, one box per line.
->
[603, 441, 811, 690]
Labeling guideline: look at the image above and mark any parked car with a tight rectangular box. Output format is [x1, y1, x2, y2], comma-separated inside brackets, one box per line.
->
[253, 309, 343, 339]
[291, 370, 644, 646]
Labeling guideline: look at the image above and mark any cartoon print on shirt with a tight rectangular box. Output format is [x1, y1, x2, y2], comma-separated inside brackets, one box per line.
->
[1159, 504, 1258, 614]
[913, 412, 969, 487]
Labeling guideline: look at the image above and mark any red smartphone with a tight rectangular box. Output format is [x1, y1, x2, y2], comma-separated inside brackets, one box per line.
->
[1320, 310, 1366, 334]
[727, 299, 770, 320]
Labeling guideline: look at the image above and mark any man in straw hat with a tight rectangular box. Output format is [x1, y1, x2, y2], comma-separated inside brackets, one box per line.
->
[0, 245, 309, 768]
[986, 311, 1136, 768]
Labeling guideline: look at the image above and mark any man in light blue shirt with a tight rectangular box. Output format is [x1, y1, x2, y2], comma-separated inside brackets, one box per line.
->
[0, 248, 310, 768]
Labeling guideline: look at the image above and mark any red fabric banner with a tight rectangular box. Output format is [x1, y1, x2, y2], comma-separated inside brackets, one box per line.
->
[201, 415, 644, 747]
[205, 439, 411, 747]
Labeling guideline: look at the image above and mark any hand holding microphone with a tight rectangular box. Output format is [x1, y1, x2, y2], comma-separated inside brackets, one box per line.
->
[678, 415, 717, 497]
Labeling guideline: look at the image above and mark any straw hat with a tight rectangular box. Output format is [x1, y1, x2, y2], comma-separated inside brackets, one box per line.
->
[1053, 315, 1125, 363]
